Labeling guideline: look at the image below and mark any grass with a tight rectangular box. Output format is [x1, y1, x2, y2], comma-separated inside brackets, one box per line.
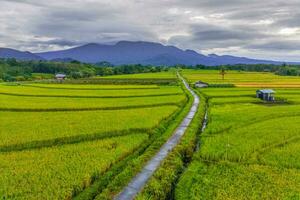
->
[0, 106, 179, 149]
[0, 94, 185, 110]
[0, 74, 194, 199]
[258, 139, 300, 169]
[23, 83, 159, 89]
[89, 81, 193, 200]
[101, 71, 177, 79]
[176, 69, 300, 199]
[0, 134, 147, 200]
[176, 161, 300, 200]
[135, 90, 207, 200]
[183, 69, 300, 88]
[0, 84, 181, 97]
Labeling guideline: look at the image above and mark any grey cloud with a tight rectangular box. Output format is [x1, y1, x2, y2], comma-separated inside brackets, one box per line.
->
[246, 40, 300, 51]
[0, 0, 300, 60]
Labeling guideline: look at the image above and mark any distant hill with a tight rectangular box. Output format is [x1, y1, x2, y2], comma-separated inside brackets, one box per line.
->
[0, 48, 44, 61]
[36, 41, 283, 66]
[1, 41, 287, 65]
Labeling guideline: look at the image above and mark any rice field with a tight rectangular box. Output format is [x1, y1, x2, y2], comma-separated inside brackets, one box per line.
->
[0, 77, 189, 199]
[0, 134, 147, 200]
[101, 71, 176, 79]
[182, 69, 300, 87]
[176, 69, 300, 199]
[0, 84, 181, 97]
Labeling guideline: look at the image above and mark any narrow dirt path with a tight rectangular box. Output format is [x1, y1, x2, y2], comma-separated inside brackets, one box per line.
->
[114, 73, 200, 200]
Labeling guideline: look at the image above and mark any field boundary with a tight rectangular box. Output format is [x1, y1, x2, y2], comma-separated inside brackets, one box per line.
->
[0, 92, 182, 99]
[0, 129, 148, 153]
[22, 84, 160, 90]
[114, 73, 200, 200]
[0, 102, 182, 112]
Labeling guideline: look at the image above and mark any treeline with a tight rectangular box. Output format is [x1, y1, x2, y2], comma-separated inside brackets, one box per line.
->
[1, 58, 300, 82]
[181, 63, 300, 76]
[0, 59, 168, 82]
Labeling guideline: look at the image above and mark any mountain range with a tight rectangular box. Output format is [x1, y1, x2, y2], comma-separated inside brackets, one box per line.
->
[0, 41, 289, 66]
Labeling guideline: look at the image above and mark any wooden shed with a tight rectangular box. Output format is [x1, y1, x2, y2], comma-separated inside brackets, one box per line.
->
[256, 89, 275, 101]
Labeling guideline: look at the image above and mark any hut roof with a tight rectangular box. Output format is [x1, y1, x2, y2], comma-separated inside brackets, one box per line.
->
[257, 89, 275, 94]
[55, 74, 66, 78]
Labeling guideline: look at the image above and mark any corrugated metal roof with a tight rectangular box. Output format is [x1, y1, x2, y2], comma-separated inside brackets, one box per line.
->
[55, 74, 66, 78]
[257, 89, 275, 93]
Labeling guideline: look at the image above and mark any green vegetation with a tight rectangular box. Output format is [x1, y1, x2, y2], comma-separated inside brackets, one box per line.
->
[102, 71, 176, 79]
[0, 106, 179, 149]
[3, 67, 300, 200]
[0, 134, 147, 200]
[175, 69, 300, 199]
[84, 81, 193, 200]
[135, 90, 206, 200]
[0, 71, 192, 199]
[176, 161, 300, 200]
[0, 84, 181, 97]
[183, 69, 300, 87]
[0, 94, 185, 110]
[185, 63, 300, 76]
[0, 58, 168, 81]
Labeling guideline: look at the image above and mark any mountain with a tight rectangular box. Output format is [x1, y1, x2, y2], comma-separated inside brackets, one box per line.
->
[36, 41, 283, 66]
[207, 54, 281, 65]
[1, 41, 286, 65]
[0, 48, 44, 61]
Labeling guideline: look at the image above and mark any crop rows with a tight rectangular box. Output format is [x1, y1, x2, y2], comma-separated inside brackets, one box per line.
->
[0, 84, 181, 97]
[183, 69, 300, 87]
[0, 78, 190, 199]
[175, 69, 300, 199]
[23, 83, 160, 90]
[0, 94, 185, 110]
[0, 134, 147, 200]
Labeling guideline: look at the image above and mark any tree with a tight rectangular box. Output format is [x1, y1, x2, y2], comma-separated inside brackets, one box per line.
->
[220, 66, 226, 80]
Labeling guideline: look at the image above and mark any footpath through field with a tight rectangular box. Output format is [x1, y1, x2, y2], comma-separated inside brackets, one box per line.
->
[114, 72, 200, 200]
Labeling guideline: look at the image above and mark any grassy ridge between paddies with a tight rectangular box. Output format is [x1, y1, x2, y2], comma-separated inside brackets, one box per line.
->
[0, 134, 147, 200]
[22, 83, 159, 90]
[0, 84, 181, 98]
[0, 94, 185, 111]
[135, 90, 207, 200]
[175, 76, 300, 200]
[182, 69, 300, 88]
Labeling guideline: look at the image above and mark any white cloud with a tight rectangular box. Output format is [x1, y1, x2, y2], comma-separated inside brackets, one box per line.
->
[279, 28, 300, 35]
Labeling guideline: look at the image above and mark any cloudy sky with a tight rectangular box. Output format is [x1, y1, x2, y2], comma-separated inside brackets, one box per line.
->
[1, 0, 300, 61]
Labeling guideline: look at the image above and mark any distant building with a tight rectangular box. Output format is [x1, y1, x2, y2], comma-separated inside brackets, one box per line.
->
[256, 89, 275, 101]
[55, 74, 66, 80]
[195, 81, 208, 88]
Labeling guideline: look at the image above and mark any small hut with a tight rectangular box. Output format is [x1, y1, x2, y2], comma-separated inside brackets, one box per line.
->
[195, 81, 208, 88]
[55, 74, 66, 80]
[256, 89, 275, 101]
